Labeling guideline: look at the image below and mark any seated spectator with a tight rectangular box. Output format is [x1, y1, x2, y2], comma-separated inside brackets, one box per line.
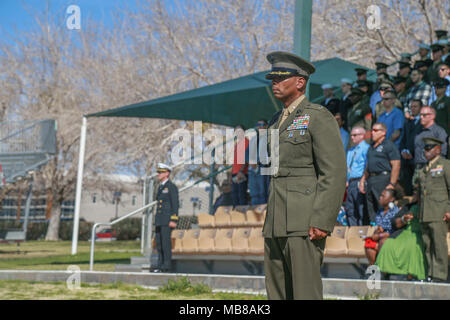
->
[364, 188, 399, 265]
[213, 180, 234, 214]
[375, 194, 428, 281]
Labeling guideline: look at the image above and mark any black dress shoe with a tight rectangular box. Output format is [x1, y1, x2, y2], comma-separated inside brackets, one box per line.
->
[151, 269, 161, 273]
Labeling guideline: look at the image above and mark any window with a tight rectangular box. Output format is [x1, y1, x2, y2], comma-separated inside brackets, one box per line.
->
[92, 194, 97, 203]
[132, 196, 136, 206]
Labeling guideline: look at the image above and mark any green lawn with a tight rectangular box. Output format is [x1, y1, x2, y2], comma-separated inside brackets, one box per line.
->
[0, 278, 267, 300]
[0, 240, 140, 271]
[0, 241, 267, 300]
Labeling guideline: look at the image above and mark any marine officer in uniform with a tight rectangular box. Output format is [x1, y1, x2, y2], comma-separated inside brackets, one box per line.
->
[152, 163, 179, 273]
[263, 51, 347, 300]
[417, 137, 450, 282]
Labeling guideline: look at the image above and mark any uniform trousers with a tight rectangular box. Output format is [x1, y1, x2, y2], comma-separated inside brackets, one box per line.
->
[421, 221, 448, 281]
[366, 174, 390, 223]
[264, 236, 325, 300]
[155, 225, 172, 271]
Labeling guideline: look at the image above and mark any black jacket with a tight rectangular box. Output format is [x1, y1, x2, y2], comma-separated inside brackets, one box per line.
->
[155, 180, 179, 226]
[400, 118, 423, 164]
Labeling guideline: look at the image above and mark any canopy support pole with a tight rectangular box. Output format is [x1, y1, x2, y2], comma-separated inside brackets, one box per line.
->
[294, 0, 312, 99]
[71, 116, 87, 255]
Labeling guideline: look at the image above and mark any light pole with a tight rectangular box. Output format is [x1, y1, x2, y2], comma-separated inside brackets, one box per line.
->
[113, 191, 122, 219]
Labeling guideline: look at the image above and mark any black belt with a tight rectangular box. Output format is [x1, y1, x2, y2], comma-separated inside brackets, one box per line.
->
[348, 177, 362, 183]
[369, 171, 390, 177]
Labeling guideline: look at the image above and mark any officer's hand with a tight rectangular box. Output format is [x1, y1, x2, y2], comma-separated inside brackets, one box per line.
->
[358, 181, 366, 194]
[169, 221, 177, 229]
[443, 213, 450, 222]
[309, 227, 327, 240]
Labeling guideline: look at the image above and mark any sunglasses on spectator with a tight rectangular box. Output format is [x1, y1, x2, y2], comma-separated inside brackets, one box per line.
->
[350, 133, 364, 136]
[420, 113, 432, 117]
[371, 128, 385, 132]
[424, 144, 438, 151]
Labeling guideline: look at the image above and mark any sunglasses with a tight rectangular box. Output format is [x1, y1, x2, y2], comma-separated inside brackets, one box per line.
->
[420, 113, 432, 117]
[424, 144, 437, 151]
[371, 128, 384, 132]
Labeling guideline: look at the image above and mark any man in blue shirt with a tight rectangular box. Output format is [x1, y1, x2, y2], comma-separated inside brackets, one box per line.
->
[378, 91, 405, 148]
[345, 126, 370, 225]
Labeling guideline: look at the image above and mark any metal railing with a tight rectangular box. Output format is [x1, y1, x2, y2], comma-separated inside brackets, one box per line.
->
[89, 165, 232, 271]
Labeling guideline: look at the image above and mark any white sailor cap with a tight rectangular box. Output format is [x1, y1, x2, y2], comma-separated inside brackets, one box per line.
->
[321, 83, 333, 90]
[418, 43, 430, 50]
[157, 163, 172, 172]
[341, 78, 353, 85]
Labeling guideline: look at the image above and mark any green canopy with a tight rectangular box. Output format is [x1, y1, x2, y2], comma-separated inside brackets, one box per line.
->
[87, 57, 376, 129]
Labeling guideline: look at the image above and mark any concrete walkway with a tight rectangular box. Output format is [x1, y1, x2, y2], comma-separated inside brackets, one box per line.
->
[0, 270, 449, 300]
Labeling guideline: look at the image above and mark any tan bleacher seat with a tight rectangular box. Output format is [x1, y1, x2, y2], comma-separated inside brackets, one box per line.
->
[198, 229, 216, 253]
[248, 236, 264, 255]
[214, 228, 233, 253]
[180, 229, 200, 254]
[346, 226, 371, 257]
[216, 206, 232, 215]
[324, 236, 348, 256]
[347, 226, 370, 239]
[346, 236, 366, 257]
[331, 226, 347, 239]
[246, 209, 264, 227]
[197, 212, 215, 228]
[253, 204, 267, 214]
[230, 210, 247, 227]
[171, 229, 185, 252]
[249, 227, 263, 239]
[231, 228, 251, 254]
[214, 209, 231, 227]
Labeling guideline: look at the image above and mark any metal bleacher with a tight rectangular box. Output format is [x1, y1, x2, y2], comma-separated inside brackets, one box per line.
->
[0, 120, 56, 246]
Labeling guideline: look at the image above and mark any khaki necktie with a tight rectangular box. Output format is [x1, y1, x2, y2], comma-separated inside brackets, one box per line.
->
[278, 108, 290, 128]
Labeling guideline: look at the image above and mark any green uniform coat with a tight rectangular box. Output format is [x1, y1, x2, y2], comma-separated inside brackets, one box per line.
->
[417, 156, 450, 281]
[263, 96, 347, 299]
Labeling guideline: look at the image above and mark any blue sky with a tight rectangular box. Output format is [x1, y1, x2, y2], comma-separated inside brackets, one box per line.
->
[0, 0, 132, 39]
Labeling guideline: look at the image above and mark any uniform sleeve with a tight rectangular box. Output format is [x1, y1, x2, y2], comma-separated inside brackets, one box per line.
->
[387, 141, 401, 161]
[169, 183, 179, 223]
[308, 108, 348, 233]
[445, 162, 450, 213]
[437, 128, 448, 157]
